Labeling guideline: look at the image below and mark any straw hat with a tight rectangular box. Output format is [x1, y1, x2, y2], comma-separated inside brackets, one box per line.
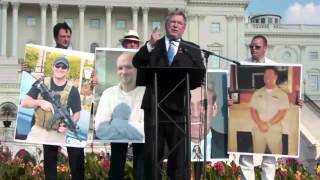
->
[119, 30, 140, 43]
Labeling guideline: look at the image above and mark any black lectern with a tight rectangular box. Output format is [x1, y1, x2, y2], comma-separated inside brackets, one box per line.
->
[136, 67, 204, 180]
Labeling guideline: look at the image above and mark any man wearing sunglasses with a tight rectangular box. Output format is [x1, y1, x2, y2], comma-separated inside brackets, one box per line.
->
[244, 35, 274, 64]
[240, 35, 277, 180]
[21, 23, 84, 180]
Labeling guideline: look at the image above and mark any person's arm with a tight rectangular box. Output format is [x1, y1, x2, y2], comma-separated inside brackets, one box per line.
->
[268, 109, 288, 125]
[67, 87, 81, 124]
[250, 107, 269, 132]
[21, 87, 54, 112]
[73, 111, 80, 122]
[190, 44, 205, 69]
[132, 31, 161, 68]
[132, 45, 151, 68]
[94, 89, 113, 130]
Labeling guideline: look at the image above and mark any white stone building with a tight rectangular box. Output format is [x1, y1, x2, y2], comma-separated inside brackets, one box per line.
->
[0, 0, 319, 173]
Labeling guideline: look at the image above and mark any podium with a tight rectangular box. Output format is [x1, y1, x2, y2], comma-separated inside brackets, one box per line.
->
[136, 67, 204, 179]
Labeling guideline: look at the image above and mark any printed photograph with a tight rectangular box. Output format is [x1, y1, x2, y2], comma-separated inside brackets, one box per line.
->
[228, 64, 301, 157]
[14, 44, 94, 147]
[191, 70, 229, 161]
[93, 48, 145, 143]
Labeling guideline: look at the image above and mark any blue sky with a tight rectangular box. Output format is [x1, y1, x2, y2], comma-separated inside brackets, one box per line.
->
[246, 0, 320, 24]
[246, 0, 316, 16]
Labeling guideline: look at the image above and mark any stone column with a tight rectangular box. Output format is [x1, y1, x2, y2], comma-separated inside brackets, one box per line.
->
[40, 3, 47, 46]
[12, 2, 20, 57]
[51, 4, 58, 46]
[245, 44, 250, 58]
[299, 45, 306, 64]
[105, 6, 112, 47]
[1, 2, 8, 56]
[188, 14, 198, 44]
[142, 7, 149, 42]
[226, 15, 237, 59]
[132, 7, 139, 31]
[236, 16, 245, 60]
[79, 5, 86, 51]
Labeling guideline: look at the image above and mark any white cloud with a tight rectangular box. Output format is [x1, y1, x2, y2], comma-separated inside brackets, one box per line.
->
[283, 2, 320, 24]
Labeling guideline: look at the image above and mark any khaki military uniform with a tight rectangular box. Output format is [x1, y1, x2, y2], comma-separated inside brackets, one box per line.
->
[250, 86, 289, 154]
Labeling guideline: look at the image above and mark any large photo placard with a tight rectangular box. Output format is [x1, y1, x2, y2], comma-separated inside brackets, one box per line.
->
[93, 48, 145, 143]
[228, 64, 301, 157]
[15, 44, 94, 147]
[191, 70, 229, 161]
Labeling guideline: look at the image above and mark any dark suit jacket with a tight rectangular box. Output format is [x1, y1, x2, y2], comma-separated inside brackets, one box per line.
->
[133, 37, 205, 113]
[211, 128, 228, 159]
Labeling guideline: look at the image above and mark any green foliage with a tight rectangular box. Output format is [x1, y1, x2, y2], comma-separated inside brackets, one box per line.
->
[124, 160, 134, 180]
[67, 56, 81, 80]
[25, 47, 39, 72]
[0, 147, 42, 180]
[43, 52, 64, 77]
[0, 159, 35, 180]
[206, 161, 240, 180]
[82, 59, 95, 81]
[254, 166, 262, 180]
[57, 149, 68, 165]
[85, 152, 109, 179]
[15, 149, 36, 165]
[0, 146, 12, 162]
[2, 145, 317, 180]
[275, 158, 313, 180]
[0, 102, 17, 118]
[84, 59, 94, 68]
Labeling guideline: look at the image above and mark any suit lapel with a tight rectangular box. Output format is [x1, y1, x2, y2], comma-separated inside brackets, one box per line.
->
[172, 39, 187, 66]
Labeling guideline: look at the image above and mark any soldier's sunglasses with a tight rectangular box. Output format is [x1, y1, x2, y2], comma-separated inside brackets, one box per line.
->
[249, 44, 262, 49]
[54, 64, 68, 70]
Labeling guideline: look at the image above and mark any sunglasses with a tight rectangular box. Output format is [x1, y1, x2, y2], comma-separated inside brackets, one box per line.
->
[249, 44, 262, 49]
[54, 64, 68, 70]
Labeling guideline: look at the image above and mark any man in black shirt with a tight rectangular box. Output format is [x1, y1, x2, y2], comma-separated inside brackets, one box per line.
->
[21, 22, 84, 180]
[23, 57, 81, 143]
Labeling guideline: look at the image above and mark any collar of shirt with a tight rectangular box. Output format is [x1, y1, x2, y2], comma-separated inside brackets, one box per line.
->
[117, 83, 139, 96]
[252, 56, 266, 63]
[191, 131, 212, 161]
[165, 36, 180, 56]
[242, 57, 277, 64]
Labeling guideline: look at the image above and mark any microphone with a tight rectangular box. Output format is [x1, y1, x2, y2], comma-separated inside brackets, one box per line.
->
[172, 40, 241, 66]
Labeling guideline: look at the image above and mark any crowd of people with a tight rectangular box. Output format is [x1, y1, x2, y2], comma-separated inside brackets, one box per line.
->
[20, 9, 303, 180]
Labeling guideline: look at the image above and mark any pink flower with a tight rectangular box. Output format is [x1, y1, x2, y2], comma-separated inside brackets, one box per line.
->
[102, 159, 110, 169]
[229, 163, 239, 174]
[0, 154, 5, 162]
[214, 161, 223, 173]
[16, 149, 27, 159]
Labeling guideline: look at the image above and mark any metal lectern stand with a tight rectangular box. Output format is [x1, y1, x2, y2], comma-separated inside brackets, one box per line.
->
[136, 67, 204, 180]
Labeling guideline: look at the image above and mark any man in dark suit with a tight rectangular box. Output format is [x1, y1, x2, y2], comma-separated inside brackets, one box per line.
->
[133, 9, 205, 180]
